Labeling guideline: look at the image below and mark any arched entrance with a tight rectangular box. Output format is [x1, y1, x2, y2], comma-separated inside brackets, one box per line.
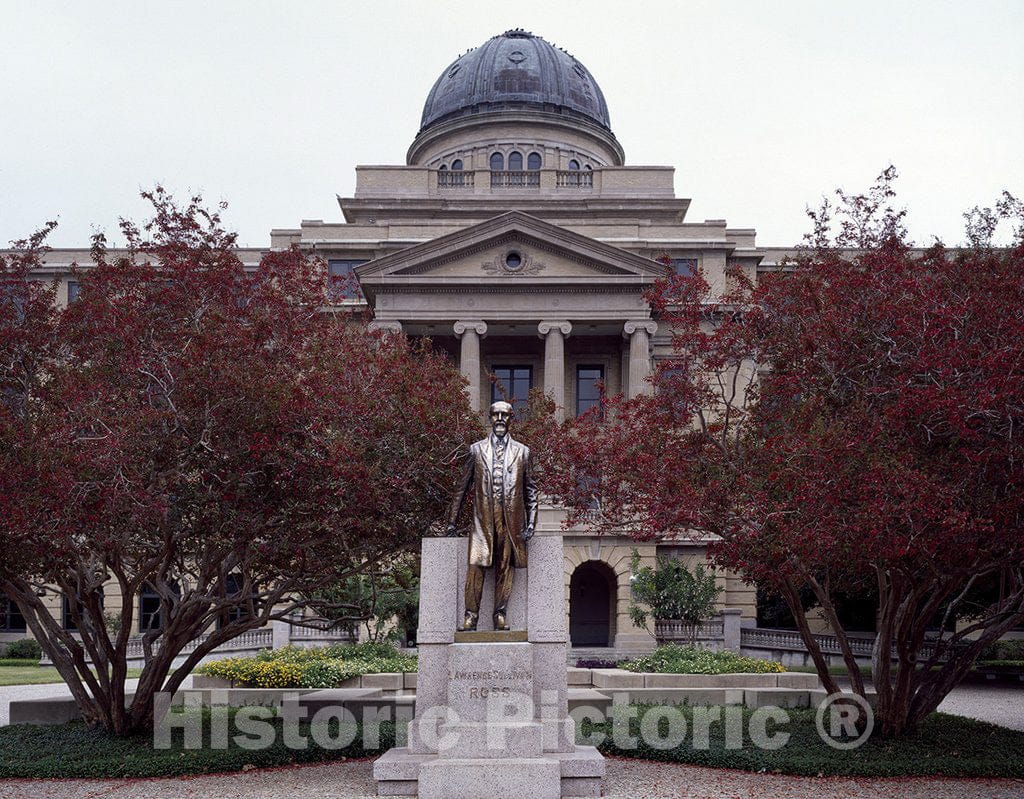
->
[569, 561, 617, 647]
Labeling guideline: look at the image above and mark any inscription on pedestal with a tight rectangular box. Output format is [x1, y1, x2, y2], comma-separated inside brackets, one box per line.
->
[452, 666, 533, 700]
[448, 642, 535, 722]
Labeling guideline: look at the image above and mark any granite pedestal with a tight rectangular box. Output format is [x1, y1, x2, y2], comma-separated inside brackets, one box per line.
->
[374, 535, 604, 798]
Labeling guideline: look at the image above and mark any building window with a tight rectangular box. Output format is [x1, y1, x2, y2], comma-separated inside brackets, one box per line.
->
[62, 596, 79, 631]
[218, 574, 250, 628]
[67, 281, 81, 303]
[527, 152, 542, 170]
[576, 365, 604, 417]
[139, 582, 180, 633]
[62, 590, 104, 631]
[568, 159, 580, 170]
[670, 258, 697, 277]
[451, 159, 463, 170]
[328, 260, 368, 300]
[491, 365, 532, 415]
[490, 152, 505, 171]
[508, 151, 523, 171]
[1, 283, 26, 321]
[0, 592, 26, 632]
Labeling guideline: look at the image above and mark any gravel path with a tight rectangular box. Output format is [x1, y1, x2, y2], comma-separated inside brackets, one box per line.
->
[1, 758, 1022, 799]
[937, 683, 1024, 731]
[2, 682, 1022, 798]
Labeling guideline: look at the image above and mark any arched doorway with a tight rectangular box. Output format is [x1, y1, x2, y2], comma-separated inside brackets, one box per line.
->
[570, 561, 617, 647]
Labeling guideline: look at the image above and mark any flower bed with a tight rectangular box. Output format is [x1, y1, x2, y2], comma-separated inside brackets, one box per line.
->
[196, 642, 416, 688]
[618, 645, 784, 675]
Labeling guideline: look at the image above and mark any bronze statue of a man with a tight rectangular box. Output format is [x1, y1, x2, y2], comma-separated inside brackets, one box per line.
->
[445, 400, 539, 631]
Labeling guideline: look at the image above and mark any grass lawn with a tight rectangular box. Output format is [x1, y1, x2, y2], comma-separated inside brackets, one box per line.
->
[2, 704, 1023, 779]
[0, 662, 144, 686]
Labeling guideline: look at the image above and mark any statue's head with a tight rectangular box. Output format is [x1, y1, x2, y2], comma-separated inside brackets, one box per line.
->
[489, 401, 513, 437]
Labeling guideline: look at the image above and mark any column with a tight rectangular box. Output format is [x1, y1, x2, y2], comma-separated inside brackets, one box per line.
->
[537, 320, 572, 421]
[623, 320, 657, 399]
[367, 320, 403, 335]
[453, 320, 487, 413]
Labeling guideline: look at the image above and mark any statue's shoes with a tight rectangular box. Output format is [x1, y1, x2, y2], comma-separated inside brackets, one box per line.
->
[459, 611, 478, 632]
[493, 612, 509, 630]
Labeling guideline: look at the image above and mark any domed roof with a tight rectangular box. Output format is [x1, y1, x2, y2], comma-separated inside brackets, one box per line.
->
[419, 29, 612, 134]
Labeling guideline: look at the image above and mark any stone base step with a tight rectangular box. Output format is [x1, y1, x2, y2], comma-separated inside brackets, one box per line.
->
[743, 687, 812, 708]
[374, 745, 605, 799]
[602, 687, 746, 705]
[436, 721, 543, 758]
[419, 757, 560, 799]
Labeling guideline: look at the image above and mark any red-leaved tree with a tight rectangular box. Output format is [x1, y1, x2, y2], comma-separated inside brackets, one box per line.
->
[545, 170, 1024, 736]
[0, 190, 478, 735]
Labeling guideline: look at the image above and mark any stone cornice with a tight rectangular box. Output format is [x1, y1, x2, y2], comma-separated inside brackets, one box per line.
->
[374, 283, 650, 295]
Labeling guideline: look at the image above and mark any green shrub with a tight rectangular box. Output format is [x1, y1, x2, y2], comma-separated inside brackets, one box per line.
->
[3, 639, 42, 661]
[0, 658, 41, 667]
[0, 711, 398, 778]
[619, 645, 785, 675]
[298, 659, 362, 688]
[974, 660, 1024, 674]
[628, 550, 721, 644]
[196, 643, 416, 688]
[979, 640, 1024, 661]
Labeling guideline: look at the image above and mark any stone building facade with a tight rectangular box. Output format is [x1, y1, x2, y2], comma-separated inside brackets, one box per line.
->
[4, 29, 803, 654]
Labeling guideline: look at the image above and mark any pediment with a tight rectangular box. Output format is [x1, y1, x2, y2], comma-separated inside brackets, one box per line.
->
[356, 211, 665, 287]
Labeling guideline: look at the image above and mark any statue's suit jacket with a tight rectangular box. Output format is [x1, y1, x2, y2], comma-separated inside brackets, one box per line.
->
[447, 434, 539, 568]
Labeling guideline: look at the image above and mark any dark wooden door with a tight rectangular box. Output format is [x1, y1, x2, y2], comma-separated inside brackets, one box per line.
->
[570, 563, 611, 646]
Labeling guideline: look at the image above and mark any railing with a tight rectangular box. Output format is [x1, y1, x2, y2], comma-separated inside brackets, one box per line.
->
[289, 621, 359, 643]
[125, 628, 273, 659]
[655, 617, 725, 642]
[42, 628, 275, 665]
[41, 622, 360, 665]
[436, 170, 473, 188]
[740, 627, 958, 662]
[740, 627, 875, 657]
[435, 169, 595, 189]
[490, 170, 540, 188]
[556, 170, 593, 188]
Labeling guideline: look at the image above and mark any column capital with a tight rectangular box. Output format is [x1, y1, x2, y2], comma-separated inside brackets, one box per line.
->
[537, 320, 572, 339]
[367, 320, 403, 334]
[623, 320, 658, 338]
[453, 320, 488, 338]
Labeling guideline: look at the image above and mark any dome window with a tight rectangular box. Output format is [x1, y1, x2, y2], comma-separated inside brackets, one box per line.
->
[490, 152, 505, 171]
[508, 151, 523, 171]
[451, 159, 463, 170]
[439, 164, 448, 170]
[568, 159, 580, 170]
[527, 152, 542, 170]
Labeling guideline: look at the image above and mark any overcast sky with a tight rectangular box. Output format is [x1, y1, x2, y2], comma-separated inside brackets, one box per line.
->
[2, 0, 1021, 250]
